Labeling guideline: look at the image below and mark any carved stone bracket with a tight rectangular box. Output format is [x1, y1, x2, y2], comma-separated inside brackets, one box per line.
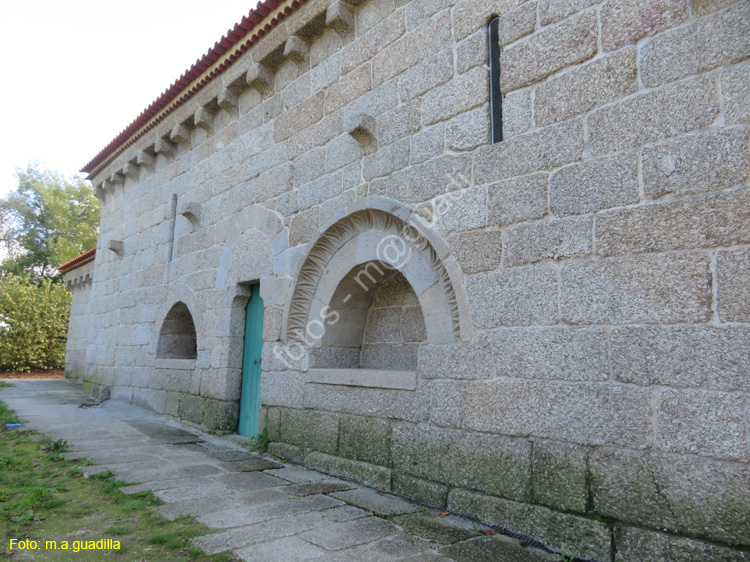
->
[170, 124, 192, 150]
[326, 2, 354, 36]
[194, 107, 215, 134]
[154, 138, 176, 160]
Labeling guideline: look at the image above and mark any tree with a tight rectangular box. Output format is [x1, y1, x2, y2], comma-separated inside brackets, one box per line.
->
[0, 166, 100, 278]
[0, 274, 71, 371]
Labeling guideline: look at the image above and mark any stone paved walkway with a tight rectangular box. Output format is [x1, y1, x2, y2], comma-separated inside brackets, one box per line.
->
[1, 379, 557, 561]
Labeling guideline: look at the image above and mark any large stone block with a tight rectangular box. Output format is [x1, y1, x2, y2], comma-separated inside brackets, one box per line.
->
[392, 473, 448, 508]
[487, 173, 548, 227]
[717, 247, 750, 322]
[304, 383, 429, 422]
[466, 264, 558, 328]
[433, 185, 487, 234]
[504, 216, 593, 266]
[392, 423, 532, 501]
[446, 105, 490, 152]
[304, 451, 392, 490]
[255, 163, 293, 203]
[338, 414, 392, 466]
[642, 127, 750, 198]
[550, 152, 639, 217]
[611, 325, 750, 392]
[538, 0, 598, 25]
[289, 111, 343, 160]
[491, 327, 608, 382]
[462, 380, 652, 447]
[535, 48, 638, 126]
[399, 48, 454, 101]
[448, 229, 502, 274]
[655, 388, 749, 461]
[260, 371, 305, 408]
[363, 138, 411, 181]
[298, 173, 342, 211]
[274, 92, 325, 142]
[427, 379, 463, 428]
[590, 448, 750, 545]
[280, 407, 340, 455]
[447, 489, 611, 561]
[500, 10, 598, 92]
[289, 206, 319, 248]
[588, 76, 719, 156]
[600, 0, 689, 51]
[723, 66, 750, 125]
[405, 0, 456, 30]
[325, 65, 372, 114]
[474, 118, 584, 185]
[372, 11, 453, 87]
[502, 88, 532, 138]
[531, 440, 588, 513]
[378, 154, 471, 203]
[640, 1, 750, 87]
[614, 526, 750, 562]
[560, 253, 713, 324]
[452, 0, 525, 42]
[422, 66, 488, 126]
[340, 10, 405, 75]
[456, 30, 486, 75]
[597, 188, 750, 256]
[418, 332, 495, 379]
[378, 99, 421, 146]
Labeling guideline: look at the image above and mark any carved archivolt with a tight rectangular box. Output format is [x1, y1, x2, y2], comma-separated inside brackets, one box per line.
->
[286, 209, 460, 343]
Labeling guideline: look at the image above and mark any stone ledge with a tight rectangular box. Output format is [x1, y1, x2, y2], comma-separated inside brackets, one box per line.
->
[155, 358, 196, 370]
[308, 368, 417, 390]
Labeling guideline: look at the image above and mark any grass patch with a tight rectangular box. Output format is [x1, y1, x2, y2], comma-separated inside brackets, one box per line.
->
[0, 398, 240, 561]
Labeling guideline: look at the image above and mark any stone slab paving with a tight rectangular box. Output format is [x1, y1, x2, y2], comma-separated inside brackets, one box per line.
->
[0, 380, 559, 561]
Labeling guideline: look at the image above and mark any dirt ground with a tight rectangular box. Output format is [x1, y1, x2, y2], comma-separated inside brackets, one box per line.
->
[0, 370, 64, 379]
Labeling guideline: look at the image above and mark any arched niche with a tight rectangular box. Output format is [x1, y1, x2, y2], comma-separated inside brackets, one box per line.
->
[157, 301, 197, 360]
[283, 205, 467, 389]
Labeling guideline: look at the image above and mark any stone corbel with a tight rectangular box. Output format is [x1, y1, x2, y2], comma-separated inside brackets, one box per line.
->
[179, 201, 202, 228]
[122, 162, 140, 182]
[194, 107, 215, 134]
[170, 124, 192, 150]
[347, 113, 378, 155]
[217, 88, 239, 117]
[284, 36, 310, 68]
[136, 150, 155, 173]
[109, 171, 125, 187]
[107, 239, 124, 258]
[246, 62, 274, 94]
[326, 2, 354, 36]
[154, 138, 176, 160]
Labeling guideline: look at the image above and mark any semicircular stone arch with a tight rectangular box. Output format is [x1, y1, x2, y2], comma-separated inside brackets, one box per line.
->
[284, 208, 461, 346]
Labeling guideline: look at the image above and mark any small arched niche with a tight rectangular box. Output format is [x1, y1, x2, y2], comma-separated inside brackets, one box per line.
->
[156, 302, 197, 360]
[314, 266, 427, 372]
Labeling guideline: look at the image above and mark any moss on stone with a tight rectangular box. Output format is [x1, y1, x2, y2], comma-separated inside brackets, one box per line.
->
[202, 398, 239, 431]
[392, 512, 478, 545]
[338, 414, 392, 466]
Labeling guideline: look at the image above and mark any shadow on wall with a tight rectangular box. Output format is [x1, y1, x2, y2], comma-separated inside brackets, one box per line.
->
[156, 302, 197, 360]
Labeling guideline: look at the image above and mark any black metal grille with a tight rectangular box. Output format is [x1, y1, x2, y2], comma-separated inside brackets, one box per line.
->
[488, 17, 503, 144]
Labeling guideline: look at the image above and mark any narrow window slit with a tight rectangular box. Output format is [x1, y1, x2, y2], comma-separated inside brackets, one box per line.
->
[488, 17, 503, 144]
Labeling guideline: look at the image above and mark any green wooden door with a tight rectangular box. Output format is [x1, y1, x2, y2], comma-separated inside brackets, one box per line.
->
[238, 284, 264, 437]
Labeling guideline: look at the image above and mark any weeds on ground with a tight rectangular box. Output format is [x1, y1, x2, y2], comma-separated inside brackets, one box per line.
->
[247, 427, 269, 453]
[0, 399, 240, 561]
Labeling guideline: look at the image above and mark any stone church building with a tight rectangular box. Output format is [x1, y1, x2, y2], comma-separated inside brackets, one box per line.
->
[59, 0, 749, 559]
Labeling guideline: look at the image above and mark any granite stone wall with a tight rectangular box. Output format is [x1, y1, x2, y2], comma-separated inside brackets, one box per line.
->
[75, 0, 750, 558]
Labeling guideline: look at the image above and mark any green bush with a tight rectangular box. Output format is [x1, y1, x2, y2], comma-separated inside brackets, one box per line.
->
[0, 275, 71, 372]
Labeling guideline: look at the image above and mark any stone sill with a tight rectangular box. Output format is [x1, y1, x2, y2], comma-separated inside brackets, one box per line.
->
[308, 368, 417, 390]
[155, 358, 196, 370]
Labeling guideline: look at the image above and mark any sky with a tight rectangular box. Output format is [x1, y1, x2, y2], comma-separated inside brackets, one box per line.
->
[0, 0, 255, 198]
